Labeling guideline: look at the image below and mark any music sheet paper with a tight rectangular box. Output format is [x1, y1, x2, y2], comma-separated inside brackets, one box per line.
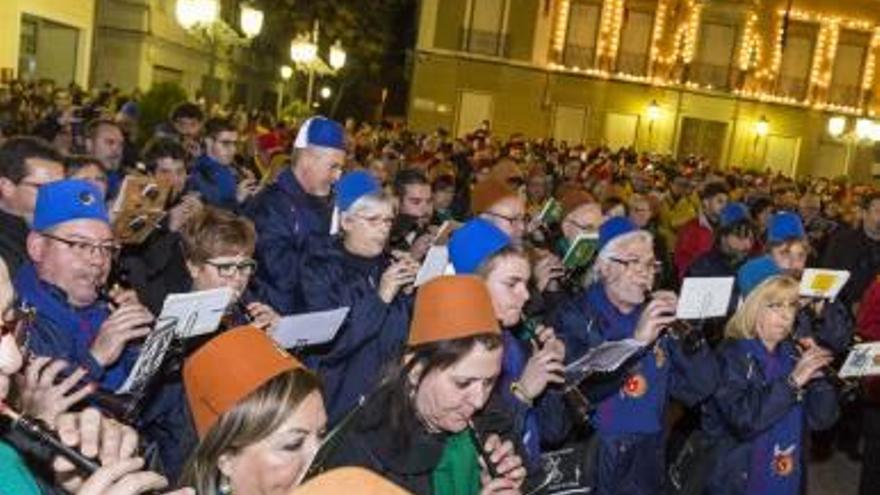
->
[799, 268, 850, 300]
[271, 307, 350, 349]
[839, 342, 880, 378]
[415, 245, 450, 287]
[676, 277, 735, 320]
[117, 287, 234, 394]
[564, 338, 647, 377]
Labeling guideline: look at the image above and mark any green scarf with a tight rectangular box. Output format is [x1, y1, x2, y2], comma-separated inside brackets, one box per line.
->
[431, 430, 483, 495]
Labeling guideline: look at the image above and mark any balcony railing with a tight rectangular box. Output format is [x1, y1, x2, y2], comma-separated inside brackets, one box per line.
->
[460, 28, 509, 57]
[563, 44, 596, 69]
[616, 51, 648, 76]
[776, 75, 809, 100]
[689, 62, 732, 90]
[829, 83, 862, 108]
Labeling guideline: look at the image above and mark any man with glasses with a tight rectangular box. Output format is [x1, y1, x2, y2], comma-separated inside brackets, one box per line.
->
[550, 216, 718, 494]
[0, 136, 65, 276]
[246, 116, 346, 315]
[187, 117, 256, 211]
[14, 179, 153, 390]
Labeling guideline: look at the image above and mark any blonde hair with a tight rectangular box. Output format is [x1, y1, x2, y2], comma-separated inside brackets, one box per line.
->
[179, 369, 322, 494]
[725, 275, 799, 340]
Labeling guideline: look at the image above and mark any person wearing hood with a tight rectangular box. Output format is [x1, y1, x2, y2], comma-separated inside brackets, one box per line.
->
[300, 170, 418, 426]
[549, 216, 719, 494]
[448, 218, 570, 468]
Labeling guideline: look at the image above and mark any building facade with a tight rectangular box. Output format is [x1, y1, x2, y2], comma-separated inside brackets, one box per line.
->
[409, 0, 880, 179]
[92, 0, 277, 108]
[0, 0, 96, 87]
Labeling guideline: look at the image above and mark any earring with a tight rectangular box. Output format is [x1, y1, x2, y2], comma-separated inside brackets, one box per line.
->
[219, 476, 233, 495]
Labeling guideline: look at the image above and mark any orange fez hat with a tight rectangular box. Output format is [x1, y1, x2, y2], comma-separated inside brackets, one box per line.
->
[293, 467, 414, 495]
[408, 275, 500, 346]
[184, 326, 304, 437]
[471, 178, 519, 214]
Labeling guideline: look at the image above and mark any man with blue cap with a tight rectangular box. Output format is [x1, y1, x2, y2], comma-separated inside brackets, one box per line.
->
[688, 202, 755, 279]
[16, 179, 197, 477]
[300, 169, 417, 425]
[246, 116, 346, 315]
[550, 216, 718, 494]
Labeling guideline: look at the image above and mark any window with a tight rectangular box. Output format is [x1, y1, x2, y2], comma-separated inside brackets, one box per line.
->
[563, 1, 601, 69]
[616, 9, 654, 75]
[829, 30, 870, 108]
[692, 22, 737, 90]
[461, 0, 508, 57]
[777, 22, 817, 100]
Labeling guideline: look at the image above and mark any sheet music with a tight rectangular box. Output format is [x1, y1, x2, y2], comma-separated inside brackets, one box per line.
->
[271, 307, 350, 348]
[564, 338, 647, 376]
[676, 277, 735, 320]
[799, 268, 850, 300]
[839, 342, 880, 378]
[415, 245, 449, 287]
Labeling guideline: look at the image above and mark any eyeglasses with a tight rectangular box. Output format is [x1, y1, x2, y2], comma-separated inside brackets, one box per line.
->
[484, 211, 529, 227]
[766, 300, 799, 314]
[41, 232, 121, 259]
[205, 258, 258, 278]
[1, 304, 34, 349]
[353, 214, 394, 228]
[609, 257, 662, 274]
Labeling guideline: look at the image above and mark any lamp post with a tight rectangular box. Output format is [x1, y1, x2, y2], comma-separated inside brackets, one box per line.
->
[645, 100, 660, 151]
[827, 116, 880, 176]
[289, 20, 346, 108]
[752, 115, 769, 168]
[277, 65, 293, 118]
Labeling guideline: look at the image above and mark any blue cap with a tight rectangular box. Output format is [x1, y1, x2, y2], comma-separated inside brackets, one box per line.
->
[335, 170, 381, 212]
[720, 202, 749, 228]
[598, 216, 639, 252]
[119, 101, 139, 119]
[449, 218, 511, 274]
[767, 211, 805, 244]
[737, 255, 780, 297]
[294, 116, 345, 151]
[33, 179, 109, 232]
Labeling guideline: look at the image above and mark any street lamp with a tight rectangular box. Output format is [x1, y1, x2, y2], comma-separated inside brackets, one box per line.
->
[280, 65, 293, 80]
[239, 4, 264, 38]
[290, 34, 318, 64]
[754, 115, 769, 137]
[175, 0, 219, 30]
[329, 40, 347, 70]
[827, 116, 846, 138]
[320, 86, 333, 99]
[856, 118, 875, 141]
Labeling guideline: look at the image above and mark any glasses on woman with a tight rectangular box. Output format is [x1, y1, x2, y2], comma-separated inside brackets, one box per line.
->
[353, 214, 395, 228]
[205, 258, 258, 278]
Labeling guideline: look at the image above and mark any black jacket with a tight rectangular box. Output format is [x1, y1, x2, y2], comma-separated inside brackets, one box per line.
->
[309, 384, 538, 495]
[118, 225, 191, 315]
[0, 209, 29, 277]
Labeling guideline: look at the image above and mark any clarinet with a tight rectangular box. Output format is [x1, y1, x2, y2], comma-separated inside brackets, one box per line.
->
[0, 402, 99, 474]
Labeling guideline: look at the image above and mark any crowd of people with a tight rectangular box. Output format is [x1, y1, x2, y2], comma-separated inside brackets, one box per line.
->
[2, 76, 880, 495]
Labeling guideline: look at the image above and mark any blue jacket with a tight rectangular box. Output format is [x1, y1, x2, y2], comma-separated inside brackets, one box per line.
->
[702, 339, 839, 495]
[186, 154, 238, 210]
[299, 238, 413, 425]
[497, 328, 571, 468]
[14, 263, 135, 390]
[244, 169, 333, 315]
[549, 283, 719, 494]
[793, 299, 853, 356]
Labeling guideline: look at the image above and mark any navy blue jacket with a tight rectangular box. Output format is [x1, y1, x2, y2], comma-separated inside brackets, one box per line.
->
[793, 299, 853, 356]
[702, 339, 839, 495]
[549, 283, 719, 494]
[245, 169, 333, 315]
[299, 238, 413, 425]
[186, 154, 238, 210]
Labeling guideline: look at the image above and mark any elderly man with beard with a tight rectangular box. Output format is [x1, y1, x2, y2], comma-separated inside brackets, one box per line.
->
[549, 217, 718, 495]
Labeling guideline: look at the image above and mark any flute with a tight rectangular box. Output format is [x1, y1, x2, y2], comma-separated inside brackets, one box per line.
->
[0, 402, 99, 474]
[468, 421, 500, 479]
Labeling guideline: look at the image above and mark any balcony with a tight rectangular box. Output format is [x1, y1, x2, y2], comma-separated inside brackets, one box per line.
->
[460, 28, 509, 57]
[563, 44, 596, 69]
[689, 62, 732, 90]
[776, 75, 809, 100]
[616, 51, 648, 76]
[829, 83, 862, 108]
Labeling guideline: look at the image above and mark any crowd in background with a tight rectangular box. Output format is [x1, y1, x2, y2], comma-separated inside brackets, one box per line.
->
[2, 76, 880, 495]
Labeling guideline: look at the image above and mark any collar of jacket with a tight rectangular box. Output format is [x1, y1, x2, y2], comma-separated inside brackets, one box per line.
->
[277, 168, 332, 210]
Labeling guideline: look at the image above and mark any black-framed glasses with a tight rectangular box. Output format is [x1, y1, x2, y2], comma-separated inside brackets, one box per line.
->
[41, 232, 121, 259]
[205, 258, 258, 278]
[484, 211, 529, 227]
[608, 257, 662, 274]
